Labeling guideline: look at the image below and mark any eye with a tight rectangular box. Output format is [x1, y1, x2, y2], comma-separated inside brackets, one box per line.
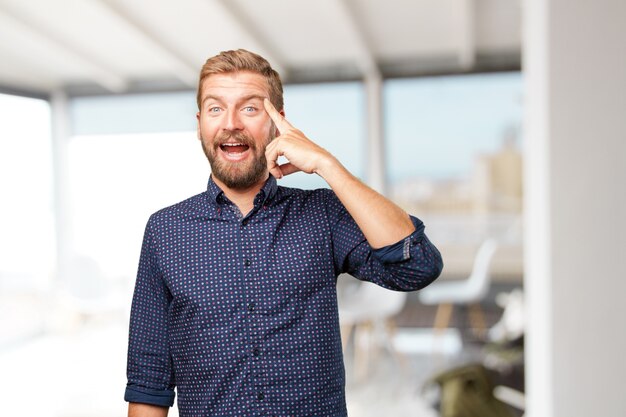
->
[242, 106, 257, 113]
[208, 106, 222, 113]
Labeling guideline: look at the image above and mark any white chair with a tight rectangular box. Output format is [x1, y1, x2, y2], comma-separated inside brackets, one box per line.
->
[338, 278, 407, 379]
[418, 239, 499, 337]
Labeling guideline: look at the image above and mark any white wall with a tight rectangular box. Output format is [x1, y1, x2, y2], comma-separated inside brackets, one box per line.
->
[524, 1, 626, 416]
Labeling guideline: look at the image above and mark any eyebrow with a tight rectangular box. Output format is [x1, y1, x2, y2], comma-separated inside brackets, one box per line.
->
[201, 94, 267, 107]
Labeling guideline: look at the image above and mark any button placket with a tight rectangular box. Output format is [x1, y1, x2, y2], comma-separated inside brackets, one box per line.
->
[241, 216, 268, 410]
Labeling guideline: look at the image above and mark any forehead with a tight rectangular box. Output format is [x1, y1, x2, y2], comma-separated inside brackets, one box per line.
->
[200, 71, 270, 102]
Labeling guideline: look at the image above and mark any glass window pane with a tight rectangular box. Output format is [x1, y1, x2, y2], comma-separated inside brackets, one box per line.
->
[384, 73, 524, 278]
[67, 131, 208, 280]
[385, 72, 523, 181]
[0, 93, 54, 288]
[280, 82, 365, 189]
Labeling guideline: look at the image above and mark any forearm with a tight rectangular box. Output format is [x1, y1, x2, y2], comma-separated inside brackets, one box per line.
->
[128, 403, 169, 417]
[317, 156, 415, 249]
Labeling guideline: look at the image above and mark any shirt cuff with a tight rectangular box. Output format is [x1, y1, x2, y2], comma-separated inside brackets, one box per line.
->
[372, 217, 425, 264]
[124, 385, 175, 407]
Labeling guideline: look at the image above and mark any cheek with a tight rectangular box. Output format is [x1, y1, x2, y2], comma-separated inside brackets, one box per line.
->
[199, 121, 219, 139]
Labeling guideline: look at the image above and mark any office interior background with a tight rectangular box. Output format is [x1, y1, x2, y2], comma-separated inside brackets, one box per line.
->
[0, 1, 624, 416]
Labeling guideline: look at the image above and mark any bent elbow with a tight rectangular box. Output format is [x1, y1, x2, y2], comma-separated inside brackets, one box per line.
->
[431, 251, 444, 280]
[418, 249, 444, 289]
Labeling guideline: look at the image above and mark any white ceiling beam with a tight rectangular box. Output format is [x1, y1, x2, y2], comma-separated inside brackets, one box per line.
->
[211, 0, 286, 76]
[96, 0, 199, 88]
[333, 0, 380, 79]
[459, 0, 476, 69]
[0, 4, 127, 92]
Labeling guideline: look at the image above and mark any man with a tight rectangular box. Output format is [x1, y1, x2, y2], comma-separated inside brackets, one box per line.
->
[125, 49, 443, 417]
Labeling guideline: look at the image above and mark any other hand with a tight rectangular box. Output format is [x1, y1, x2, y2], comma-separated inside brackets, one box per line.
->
[263, 99, 336, 179]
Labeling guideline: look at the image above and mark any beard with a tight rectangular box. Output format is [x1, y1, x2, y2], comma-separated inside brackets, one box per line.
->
[201, 130, 273, 190]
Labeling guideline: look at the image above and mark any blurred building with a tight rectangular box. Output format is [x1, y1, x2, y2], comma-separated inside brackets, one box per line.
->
[391, 128, 524, 281]
[392, 126, 522, 216]
[472, 127, 523, 214]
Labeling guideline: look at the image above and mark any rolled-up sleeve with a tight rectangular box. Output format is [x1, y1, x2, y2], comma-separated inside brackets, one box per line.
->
[124, 217, 176, 407]
[370, 215, 444, 289]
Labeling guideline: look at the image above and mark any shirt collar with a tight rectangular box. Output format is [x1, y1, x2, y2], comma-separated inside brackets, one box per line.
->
[206, 175, 278, 207]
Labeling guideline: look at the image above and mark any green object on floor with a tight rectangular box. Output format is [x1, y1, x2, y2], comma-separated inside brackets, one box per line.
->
[431, 364, 515, 417]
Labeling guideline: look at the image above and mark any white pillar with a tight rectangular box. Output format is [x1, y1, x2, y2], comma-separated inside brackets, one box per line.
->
[50, 90, 73, 280]
[524, 1, 626, 416]
[365, 72, 386, 195]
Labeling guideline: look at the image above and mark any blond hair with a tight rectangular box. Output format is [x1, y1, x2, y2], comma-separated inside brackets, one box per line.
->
[197, 49, 283, 111]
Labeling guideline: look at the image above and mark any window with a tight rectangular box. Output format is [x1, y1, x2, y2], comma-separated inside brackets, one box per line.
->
[67, 131, 208, 279]
[384, 72, 523, 282]
[385, 72, 523, 246]
[0, 93, 54, 289]
[280, 82, 365, 189]
[385, 72, 523, 181]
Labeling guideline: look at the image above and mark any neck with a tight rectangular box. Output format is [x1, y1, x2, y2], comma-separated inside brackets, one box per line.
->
[212, 173, 269, 217]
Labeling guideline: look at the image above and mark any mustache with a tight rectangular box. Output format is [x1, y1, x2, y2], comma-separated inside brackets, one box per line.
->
[214, 131, 256, 149]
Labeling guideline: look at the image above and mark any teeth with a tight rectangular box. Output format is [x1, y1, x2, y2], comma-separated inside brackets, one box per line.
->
[222, 143, 244, 147]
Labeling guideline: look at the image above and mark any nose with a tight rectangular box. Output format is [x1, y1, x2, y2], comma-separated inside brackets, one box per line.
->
[223, 109, 244, 131]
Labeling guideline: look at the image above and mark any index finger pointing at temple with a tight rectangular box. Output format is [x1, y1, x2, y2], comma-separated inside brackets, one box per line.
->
[263, 98, 292, 131]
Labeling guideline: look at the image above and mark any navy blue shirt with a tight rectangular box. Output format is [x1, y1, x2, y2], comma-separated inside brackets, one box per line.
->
[125, 176, 442, 416]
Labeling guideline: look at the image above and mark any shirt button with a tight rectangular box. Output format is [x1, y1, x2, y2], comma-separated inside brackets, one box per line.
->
[244, 259, 251, 267]
[257, 392, 265, 401]
[253, 348, 260, 357]
[247, 303, 255, 312]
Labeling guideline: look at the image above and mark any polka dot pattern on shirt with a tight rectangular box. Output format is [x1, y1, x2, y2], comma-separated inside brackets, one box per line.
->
[125, 176, 443, 416]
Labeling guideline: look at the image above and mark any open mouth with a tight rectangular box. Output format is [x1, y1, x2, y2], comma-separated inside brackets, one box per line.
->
[220, 143, 250, 154]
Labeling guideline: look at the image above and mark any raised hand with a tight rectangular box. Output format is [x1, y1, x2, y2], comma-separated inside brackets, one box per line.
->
[264, 100, 414, 248]
[263, 98, 337, 180]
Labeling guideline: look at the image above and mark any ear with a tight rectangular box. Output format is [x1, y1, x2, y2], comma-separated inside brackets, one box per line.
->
[196, 112, 201, 140]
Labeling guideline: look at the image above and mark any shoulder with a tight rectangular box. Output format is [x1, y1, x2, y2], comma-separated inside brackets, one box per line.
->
[146, 191, 209, 228]
[273, 185, 348, 220]
[274, 185, 337, 206]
